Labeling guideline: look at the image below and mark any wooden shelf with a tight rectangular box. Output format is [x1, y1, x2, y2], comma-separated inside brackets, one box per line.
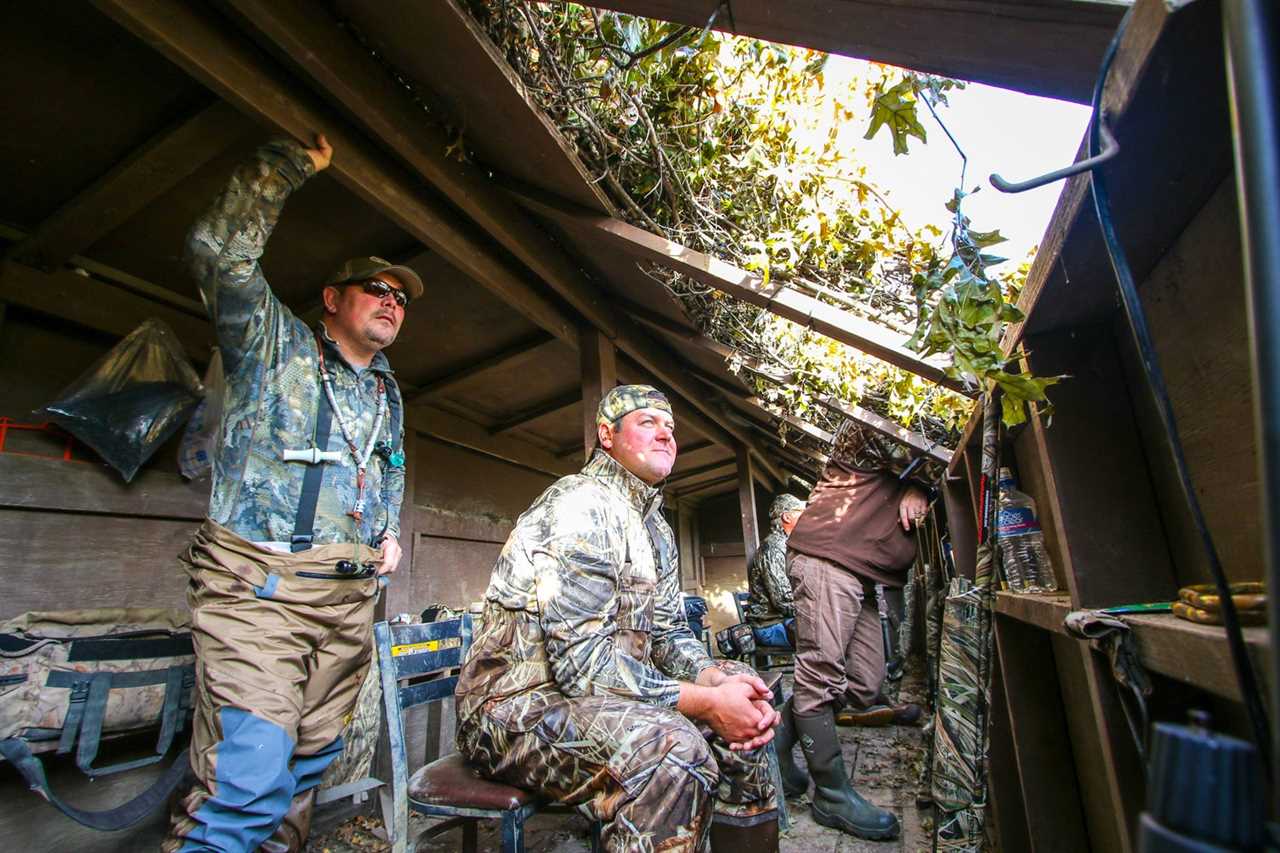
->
[993, 591, 1270, 703]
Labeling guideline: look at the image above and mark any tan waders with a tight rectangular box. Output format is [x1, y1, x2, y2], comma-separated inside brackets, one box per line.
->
[162, 521, 379, 852]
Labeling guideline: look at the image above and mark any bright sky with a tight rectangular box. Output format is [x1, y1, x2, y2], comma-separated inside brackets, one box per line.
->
[830, 57, 1093, 269]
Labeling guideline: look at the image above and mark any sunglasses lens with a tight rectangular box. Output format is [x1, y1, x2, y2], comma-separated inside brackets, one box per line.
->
[362, 280, 408, 308]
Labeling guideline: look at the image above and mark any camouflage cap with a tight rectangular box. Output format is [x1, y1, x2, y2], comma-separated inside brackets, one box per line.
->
[596, 384, 672, 426]
[769, 493, 806, 521]
[325, 256, 424, 302]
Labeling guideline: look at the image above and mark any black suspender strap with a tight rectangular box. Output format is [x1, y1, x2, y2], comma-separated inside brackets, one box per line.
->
[291, 381, 334, 553]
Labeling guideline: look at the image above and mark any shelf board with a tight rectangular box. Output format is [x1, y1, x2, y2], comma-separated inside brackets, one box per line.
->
[993, 591, 1270, 703]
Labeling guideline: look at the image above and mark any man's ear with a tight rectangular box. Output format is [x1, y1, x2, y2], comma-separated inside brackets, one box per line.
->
[597, 420, 613, 450]
[321, 285, 339, 315]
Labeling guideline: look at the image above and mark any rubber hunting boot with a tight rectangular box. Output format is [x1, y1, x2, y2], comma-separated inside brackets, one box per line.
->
[775, 697, 810, 797]
[258, 788, 315, 853]
[795, 709, 900, 840]
[710, 813, 779, 852]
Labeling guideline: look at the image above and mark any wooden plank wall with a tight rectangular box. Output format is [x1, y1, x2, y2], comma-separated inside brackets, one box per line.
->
[1116, 178, 1261, 588]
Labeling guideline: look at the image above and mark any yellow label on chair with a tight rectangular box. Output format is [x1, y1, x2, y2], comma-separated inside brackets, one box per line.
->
[391, 637, 461, 656]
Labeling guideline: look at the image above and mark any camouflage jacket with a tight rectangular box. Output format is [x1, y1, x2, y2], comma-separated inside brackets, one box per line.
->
[744, 526, 793, 623]
[187, 139, 404, 546]
[455, 450, 713, 725]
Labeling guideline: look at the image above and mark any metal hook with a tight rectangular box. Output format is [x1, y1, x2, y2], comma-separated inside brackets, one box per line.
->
[990, 116, 1120, 194]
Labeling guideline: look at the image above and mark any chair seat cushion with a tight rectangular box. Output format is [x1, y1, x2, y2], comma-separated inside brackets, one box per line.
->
[408, 752, 535, 812]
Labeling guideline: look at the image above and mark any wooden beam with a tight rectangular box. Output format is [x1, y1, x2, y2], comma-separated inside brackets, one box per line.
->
[93, 0, 579, 348]
[8, 100, 249, 271]
[673, 472, 738, 499]
[579, 325, 616, 462]
[0, 260, 213, 363]
[0, 453, 208, 519]
[627, 299, 952, 465]
[406, 333, 555, 403]
[736, 443, 760, 565]
[488, 390, 581, 436]
[509, 185, 971, 395]
[412, 407, 577, 479]
[586, 0, 1122, 104]
[211, 0, 789, 488]
[666, 459, 736, 486]
[223, 0, 619, 339]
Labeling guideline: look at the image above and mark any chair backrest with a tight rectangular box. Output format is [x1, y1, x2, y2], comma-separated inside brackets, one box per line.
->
[732, 590, 749, 623]
[374, 614, 472, 850]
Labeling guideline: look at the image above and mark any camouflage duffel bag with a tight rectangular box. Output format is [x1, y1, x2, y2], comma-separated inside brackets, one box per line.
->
[0, 608, 195, 830]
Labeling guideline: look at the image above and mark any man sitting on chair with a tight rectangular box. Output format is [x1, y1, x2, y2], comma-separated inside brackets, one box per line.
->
[743, 493, 805, 649]
[454, 385, 781, 852]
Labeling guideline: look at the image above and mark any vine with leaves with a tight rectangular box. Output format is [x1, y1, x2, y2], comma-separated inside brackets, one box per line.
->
[462, 2, 1055, 444]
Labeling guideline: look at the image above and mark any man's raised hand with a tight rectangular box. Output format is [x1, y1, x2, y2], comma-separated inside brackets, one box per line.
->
[303, 133, 333, 173]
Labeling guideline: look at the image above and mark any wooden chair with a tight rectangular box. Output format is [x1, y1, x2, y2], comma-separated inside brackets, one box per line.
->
[732, 591, 794, 671]
[375, 616, 545, 853]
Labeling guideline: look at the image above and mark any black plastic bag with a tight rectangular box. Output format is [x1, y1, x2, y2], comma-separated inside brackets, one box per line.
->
[38, 319, 203, 482]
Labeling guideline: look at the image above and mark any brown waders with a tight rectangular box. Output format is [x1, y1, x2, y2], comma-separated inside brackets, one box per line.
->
[162, 520, 380, 852]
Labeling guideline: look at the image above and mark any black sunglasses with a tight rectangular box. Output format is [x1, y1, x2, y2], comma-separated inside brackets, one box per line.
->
[345, 278, 410, 308]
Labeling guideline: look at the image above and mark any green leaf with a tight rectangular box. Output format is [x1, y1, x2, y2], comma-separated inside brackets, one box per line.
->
[864, 78, 927, 156]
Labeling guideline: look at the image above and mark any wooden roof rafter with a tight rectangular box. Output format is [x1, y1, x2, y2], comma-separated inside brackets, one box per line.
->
[622, 297, 953, 465]
[408, 332, 558, 404]
[94, 0, 786, 490]
[488, 390, 581, 436]
[508, 184, 972, 396]
[6, 100, 251, 272]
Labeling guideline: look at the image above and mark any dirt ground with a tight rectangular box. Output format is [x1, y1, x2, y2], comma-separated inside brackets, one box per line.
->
[307, 666, 935, 852]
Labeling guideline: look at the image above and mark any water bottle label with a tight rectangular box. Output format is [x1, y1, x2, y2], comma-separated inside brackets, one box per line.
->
[996, 506, 1041, 535]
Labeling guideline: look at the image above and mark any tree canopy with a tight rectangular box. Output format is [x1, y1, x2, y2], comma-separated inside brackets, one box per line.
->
[464, 2, 1057, 452]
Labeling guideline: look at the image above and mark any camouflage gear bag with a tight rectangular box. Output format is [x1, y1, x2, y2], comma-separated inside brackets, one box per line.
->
[0, 608, 196, 830]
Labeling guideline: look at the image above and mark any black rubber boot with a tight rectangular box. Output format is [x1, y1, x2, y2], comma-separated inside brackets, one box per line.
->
[775, 697, 810, 797]
[795, 709, 901, 840]
[710, 812, 779, 852]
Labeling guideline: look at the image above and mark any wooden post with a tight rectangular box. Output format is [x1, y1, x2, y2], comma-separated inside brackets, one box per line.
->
[736, 443, 760, 565]
[580, 325, 616, 462]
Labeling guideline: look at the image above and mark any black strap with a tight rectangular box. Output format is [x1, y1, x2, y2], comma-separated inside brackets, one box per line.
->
[291, 383, 335, 552]
[0, 738, 190, 832]
[47, 665, 194, 778]
[68, 635, 193, 662]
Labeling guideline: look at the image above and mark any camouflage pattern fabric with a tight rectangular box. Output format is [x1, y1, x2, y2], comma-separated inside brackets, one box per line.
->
[745, 494, 804, 622]
[744, 528, 794, 623]
[187, 138, 405, 547]
[595, 384, 671, 426]
[0, 609, 192, 750]
[830, 419, 943, 486]
[456, 450, 773, 849]
[456, 450, 713, 718]
[459, 657, 774, 851]
[931, 393, 999, 851]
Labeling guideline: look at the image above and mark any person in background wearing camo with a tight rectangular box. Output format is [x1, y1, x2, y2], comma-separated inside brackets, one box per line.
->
[778, 419, 936, 841]
[165, 134, 420, 852]
[743, 493, 806, 648]
[455, 385, 782, 852]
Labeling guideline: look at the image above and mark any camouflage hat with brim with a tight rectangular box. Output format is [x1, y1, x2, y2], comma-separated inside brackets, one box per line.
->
[769, 493, 806, 521]
[326, 256, 424, 302]
[596, 384, 672, 426]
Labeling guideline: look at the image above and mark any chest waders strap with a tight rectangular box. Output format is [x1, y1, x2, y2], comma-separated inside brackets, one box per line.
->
[291, 381, 335, 553]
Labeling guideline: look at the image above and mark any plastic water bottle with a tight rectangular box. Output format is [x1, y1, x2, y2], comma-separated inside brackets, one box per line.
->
[995, 467, 1058, 593]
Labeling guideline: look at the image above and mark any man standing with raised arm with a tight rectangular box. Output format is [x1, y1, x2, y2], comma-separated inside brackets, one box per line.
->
[456, 385, 781, 852]
[166, 134, 420, 852]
